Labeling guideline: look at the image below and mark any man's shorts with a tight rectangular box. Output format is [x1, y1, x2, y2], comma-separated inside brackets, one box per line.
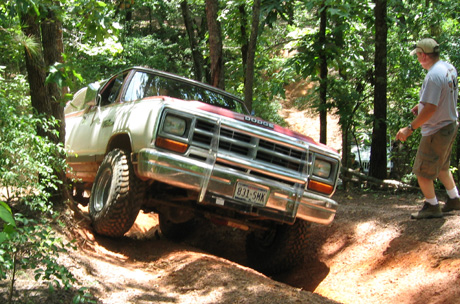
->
[412, 122, 458, 180]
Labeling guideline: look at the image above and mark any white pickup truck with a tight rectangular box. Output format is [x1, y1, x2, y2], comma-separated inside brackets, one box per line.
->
[65, 66, 341, 273]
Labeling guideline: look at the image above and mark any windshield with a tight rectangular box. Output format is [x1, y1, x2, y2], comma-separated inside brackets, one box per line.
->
[124, 71, 247, 114]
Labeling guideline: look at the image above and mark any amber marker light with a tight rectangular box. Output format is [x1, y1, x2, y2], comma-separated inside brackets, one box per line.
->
[307, 180, 334, 195]
[155, 137, 189, 153]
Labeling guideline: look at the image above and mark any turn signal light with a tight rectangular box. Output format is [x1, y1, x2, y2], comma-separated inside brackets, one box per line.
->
[307, 180, 334, 195]
[155, 137, 188, 153]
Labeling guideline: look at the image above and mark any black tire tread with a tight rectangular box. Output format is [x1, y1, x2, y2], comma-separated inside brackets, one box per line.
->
[246, 220, 311, 274]
[89, 149, 145, 237]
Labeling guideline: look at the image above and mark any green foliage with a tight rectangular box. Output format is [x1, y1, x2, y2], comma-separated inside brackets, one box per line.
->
[287, 0, 376, 147]
[0, 73, 63, 210]
[118, 0, 194, 75]
[220, 1, 296, 123]
[46, 60, 85, 102]
[122, 35, 191, 74]
[0, 26, 39, 73]
[0, 69, 93, 303]
[283, 0, 460, 179]
[0, 202, 15, 229]
[67, 0, 120, 43]
[73, 287, 97, 304]
[0, 214, 75, 285]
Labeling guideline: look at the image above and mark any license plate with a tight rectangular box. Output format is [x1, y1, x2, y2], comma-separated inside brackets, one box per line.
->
[233, 182, 269, 205]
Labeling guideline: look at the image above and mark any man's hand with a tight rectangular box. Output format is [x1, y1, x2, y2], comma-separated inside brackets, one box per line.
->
[397, 103, 436, 142]
[396, 127, 413, 142]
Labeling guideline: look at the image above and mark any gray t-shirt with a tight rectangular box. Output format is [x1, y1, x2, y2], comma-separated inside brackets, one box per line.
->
[418, 60, 458, 136]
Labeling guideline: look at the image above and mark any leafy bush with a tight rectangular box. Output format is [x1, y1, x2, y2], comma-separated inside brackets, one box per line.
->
[0, 69, 94, 303]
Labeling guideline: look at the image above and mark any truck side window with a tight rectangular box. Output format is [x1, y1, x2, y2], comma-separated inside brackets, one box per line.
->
[125, 72, 150, 101]
[100, 73, 126, 106]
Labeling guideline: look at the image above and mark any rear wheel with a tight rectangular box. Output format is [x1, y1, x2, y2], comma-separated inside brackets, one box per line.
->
[246, 220, 310, 274]
[89, 149, 145, 237]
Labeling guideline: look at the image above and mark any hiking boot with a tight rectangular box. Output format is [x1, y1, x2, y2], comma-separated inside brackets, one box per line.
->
[411, 202, 443, 219]
[442, 197, 460, 212]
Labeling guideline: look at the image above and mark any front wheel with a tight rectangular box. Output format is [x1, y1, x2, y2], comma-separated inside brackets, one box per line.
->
[89, 149, 145, 237]
[246, 220, 311, 274]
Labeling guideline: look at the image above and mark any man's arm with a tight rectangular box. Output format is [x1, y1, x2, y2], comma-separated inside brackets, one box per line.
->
[395, 103, 437, 142]
[411, 103, 437, 129]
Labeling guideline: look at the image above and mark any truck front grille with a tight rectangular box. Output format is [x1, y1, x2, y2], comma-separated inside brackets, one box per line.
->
[191, 119, 308, 176]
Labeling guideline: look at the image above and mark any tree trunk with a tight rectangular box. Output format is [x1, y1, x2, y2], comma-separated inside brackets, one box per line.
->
[41, 6, 65, 144]
[181, 0, 204, 81]
[205, 0, 224, 89]
[318, 3, 328, 144]
[369, 0, 388, 180]
[243, 0, 261, 113]
[341, 124, 351, 191]
[21, 13, 51, 134]
[239, 4, 249, 72]
[21, 4, 67, 203]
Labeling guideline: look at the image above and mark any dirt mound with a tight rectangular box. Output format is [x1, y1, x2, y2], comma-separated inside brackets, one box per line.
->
[5, 187, 460, 304]
[59, 206, 339, 304]
[53, 188, 460, 304]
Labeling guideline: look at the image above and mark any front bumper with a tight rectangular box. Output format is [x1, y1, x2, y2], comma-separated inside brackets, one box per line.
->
[135, 148, 337, 225]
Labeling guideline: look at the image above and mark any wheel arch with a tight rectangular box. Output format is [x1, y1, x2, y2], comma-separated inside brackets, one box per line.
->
[106, 133, 132, 154]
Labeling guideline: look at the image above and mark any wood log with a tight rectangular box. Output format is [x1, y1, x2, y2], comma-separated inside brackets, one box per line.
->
[340, 167, 419, 191]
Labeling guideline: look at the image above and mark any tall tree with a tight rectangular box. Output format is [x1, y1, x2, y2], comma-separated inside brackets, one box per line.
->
[20, 2, 65, 143]
[181, 0, 205, 81]
[206, 0, 225, 89]
[243, 0, 261, 113]
[369, 0, 388, 179]
[20, 2, 66, 202]
[41, 3, 65, 144]
[238, 3, 249, 71]
[318, 2, 328, 144]
[21, 12, 50, 135]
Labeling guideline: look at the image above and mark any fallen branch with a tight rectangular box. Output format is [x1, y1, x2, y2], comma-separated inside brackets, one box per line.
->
[340, 167, 419, 191]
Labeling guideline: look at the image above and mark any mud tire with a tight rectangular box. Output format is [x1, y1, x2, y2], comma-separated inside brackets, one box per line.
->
[246, 220, 310, 274]
[89, 149, 144, 237]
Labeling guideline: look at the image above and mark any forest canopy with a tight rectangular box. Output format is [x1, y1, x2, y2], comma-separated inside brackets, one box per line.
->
[1, 0, 459, 177]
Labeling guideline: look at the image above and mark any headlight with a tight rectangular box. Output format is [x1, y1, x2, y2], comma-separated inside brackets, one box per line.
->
[313, 159, 331, 178]
[164, 115, 186, 136]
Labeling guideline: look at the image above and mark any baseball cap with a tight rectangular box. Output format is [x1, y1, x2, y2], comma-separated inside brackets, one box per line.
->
[410, 38, 440, 55]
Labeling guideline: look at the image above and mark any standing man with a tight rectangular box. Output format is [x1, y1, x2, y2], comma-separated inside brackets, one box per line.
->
[396, 38, 460, 219]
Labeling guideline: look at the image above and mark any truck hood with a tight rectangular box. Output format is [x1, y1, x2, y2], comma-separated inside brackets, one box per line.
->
[185, 100, 338, 154]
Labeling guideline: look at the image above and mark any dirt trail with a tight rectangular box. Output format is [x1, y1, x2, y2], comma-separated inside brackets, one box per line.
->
[4, 184, 460, 303]
[60, 206, 339, 304]
[51, 188, 459, 304]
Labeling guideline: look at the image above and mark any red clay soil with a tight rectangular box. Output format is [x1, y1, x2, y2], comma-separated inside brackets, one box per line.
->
[4, 188, 460, 304]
